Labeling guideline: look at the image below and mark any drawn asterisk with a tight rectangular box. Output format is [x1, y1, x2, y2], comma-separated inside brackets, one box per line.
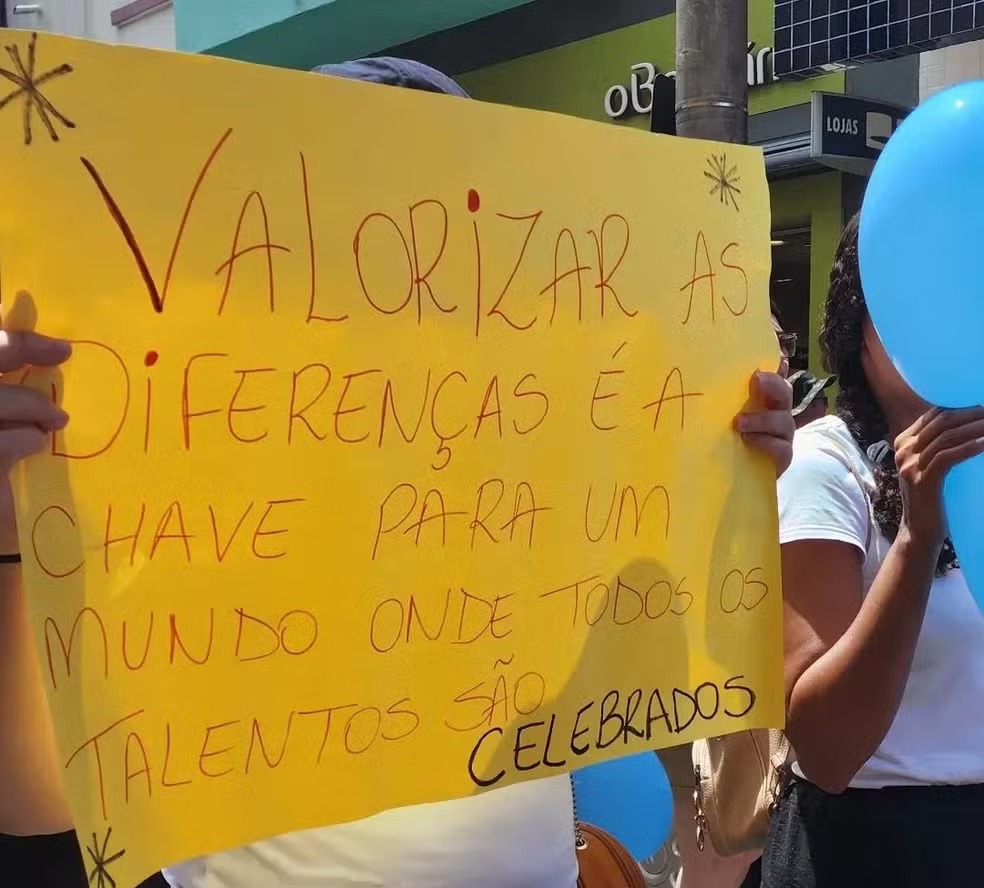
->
[86, 827, 126, 888]
[704, 152, 742, 212]
[0, 32, 75, 146]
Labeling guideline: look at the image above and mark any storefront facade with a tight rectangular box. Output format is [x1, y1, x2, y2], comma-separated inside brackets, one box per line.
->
[440, 3, 847, 372]
[175, 0, 920, 373]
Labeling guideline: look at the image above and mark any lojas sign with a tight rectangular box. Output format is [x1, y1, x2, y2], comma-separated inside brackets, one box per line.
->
[605, 42, 776, 119]
[809, 92, 910, 175]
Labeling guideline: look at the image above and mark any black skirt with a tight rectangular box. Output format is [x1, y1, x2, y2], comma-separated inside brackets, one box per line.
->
[0, 832, 169, 888]
[762, 777, 984, 888]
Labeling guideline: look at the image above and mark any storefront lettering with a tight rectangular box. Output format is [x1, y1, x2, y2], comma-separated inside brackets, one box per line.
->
[826, 115, 860, 136]
[604, 42, 775, 120]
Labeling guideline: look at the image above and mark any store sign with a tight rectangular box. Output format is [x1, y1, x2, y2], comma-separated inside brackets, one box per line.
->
[604, 42, 776, 119]
[810, 92, 909, 175]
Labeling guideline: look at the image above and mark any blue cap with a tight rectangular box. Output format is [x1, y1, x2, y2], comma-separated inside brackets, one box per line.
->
[311, 57, 469, 98]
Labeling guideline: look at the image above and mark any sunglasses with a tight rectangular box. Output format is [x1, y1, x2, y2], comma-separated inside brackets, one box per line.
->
[777, 332, 798, 359]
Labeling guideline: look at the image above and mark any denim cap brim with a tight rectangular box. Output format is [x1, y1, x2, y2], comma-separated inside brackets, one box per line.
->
[311, 57, 469, 98]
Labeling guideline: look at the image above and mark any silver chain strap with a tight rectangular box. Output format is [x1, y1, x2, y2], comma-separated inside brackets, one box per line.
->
[570, 775, 587, 850]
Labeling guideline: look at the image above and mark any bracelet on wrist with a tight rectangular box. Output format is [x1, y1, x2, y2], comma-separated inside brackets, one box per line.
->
[0, 552, 22, 564]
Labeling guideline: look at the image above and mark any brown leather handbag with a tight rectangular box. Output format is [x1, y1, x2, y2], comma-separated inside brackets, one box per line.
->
[571, 777, 647, 888]
[576, 822, 647, 888]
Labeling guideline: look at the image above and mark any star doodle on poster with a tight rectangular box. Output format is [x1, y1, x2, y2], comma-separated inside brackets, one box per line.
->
[704, 152, 741, 212]
[0, 32, 75, 146]
[86, 827, 126, 888]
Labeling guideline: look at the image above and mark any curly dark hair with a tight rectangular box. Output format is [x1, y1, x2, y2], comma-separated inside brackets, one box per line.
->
[819, 213, 956, 575]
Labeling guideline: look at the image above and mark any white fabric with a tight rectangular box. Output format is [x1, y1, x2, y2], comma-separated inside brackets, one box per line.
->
[778, 415, 984, 789]
[163, 776, 578, 888]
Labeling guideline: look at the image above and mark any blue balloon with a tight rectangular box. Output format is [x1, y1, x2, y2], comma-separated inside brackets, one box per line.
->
[860, 81, 984, 609]
[572, 752, 673, 862]
[945, 459, 984, 612]
[859, 81, 984, 408]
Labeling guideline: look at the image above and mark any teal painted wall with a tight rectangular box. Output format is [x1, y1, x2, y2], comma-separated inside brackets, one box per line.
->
[175, 0, 331, 54]
[175, 0, 537, 69]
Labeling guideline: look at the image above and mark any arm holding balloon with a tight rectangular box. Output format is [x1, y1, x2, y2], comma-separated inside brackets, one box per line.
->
[781, 408, 984, 795]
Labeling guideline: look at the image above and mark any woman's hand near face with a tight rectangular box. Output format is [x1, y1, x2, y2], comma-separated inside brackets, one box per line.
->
[895, 407, 984, 547]
[736, 370, 795, 477]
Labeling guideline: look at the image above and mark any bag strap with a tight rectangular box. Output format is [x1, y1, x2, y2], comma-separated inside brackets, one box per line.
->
[823, 437, 874, 552]
[570, 775, 586, 850]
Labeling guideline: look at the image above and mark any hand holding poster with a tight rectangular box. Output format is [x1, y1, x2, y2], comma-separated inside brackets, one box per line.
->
[0, 32, 782, 887]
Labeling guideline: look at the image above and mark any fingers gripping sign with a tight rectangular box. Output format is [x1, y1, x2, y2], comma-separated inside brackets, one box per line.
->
[0, 330, 71, 476]
[735, 370, 795, 477]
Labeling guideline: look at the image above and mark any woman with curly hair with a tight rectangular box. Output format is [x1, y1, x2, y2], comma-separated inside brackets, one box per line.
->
[761, 214, 984, 887]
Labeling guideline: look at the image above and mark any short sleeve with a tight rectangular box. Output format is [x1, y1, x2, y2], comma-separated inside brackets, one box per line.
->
[778, 441, 871, 554]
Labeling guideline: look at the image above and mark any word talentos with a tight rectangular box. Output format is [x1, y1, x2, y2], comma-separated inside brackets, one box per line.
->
[64, 692, 420, 820]
[467, 675, 756, 787]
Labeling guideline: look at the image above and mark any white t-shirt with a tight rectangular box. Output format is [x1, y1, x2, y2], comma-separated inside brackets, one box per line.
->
[162, 776, 578, 888]
[778, 415, 984, 789]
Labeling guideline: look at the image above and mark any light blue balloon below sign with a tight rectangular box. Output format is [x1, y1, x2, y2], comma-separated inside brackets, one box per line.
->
[572, 751, 674, 863]
[859, 81, 984, 409]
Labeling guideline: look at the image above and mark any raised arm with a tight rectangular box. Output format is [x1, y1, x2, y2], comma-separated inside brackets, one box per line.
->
[783, 408, 984, 793]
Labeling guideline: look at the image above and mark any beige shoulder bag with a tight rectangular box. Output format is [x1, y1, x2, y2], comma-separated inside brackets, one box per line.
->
[691, 436, 874, 856]
[691, 729, 791, 856]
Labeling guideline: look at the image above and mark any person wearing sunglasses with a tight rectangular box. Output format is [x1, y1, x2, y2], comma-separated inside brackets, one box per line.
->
[789, 371, 836, 430]
[774, 316, 797, 381]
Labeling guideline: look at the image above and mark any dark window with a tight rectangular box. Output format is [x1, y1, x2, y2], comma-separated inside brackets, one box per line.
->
[909, 13, 930, 39]
[850, 6, 869, 30]
[954, 4, 974, 29]
[774, 49, 794, 75]
[870, 23, 889, 48]
[792, 45, 812, 69]
[930, 9, 953, 33]
[889, 19, 910, 42]
[771, 230, 812, 373]
[830, 34, 850, 57]
[849, 30, 869, 52]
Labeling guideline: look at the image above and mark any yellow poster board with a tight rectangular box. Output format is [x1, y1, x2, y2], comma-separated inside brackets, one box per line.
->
[0, 31, 782, 886]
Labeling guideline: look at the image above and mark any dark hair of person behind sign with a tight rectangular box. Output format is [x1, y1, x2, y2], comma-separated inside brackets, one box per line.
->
[819, 213, 957, 575]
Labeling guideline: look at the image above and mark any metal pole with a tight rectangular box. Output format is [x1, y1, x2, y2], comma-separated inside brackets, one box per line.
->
[676, 0, 748, 143]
